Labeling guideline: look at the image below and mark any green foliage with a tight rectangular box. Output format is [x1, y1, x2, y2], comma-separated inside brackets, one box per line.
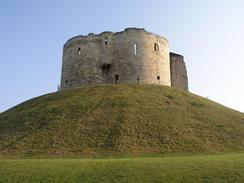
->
[0, 84, 244, 158]
[0, 153, 244, 183]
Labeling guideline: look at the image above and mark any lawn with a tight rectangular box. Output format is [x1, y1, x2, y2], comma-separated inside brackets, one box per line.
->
[0, 153, 244, 183]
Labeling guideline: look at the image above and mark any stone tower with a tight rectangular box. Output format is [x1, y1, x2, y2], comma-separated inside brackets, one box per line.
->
[170, 52, 188, 90]
[60, 28, 188, 91]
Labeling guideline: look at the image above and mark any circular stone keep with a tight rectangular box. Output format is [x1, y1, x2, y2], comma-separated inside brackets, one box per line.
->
[60, 28, 171, 90]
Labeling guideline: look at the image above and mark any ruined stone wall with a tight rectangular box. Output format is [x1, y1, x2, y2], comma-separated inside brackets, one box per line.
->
[170, 52, 188, 91]
[60, 28, 171, 90]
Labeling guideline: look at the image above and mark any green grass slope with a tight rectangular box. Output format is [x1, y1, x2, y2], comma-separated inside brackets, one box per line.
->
[1, 154, 244, 183]
[0, 84, 244, 157]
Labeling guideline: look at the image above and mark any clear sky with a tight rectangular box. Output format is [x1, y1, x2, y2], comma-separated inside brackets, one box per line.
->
[0, 0, 244, 113]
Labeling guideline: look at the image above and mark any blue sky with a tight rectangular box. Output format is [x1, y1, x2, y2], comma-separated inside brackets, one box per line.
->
[0, 0, 244, 112]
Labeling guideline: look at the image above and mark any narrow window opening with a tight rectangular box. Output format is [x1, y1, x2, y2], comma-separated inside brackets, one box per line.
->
[65, 80, 68, 84]
[157, 76, 160, 81]
[137, 76, 140, 84]
[105, 37, 108, 45]
[78, 47, 81, 55]
[134, 43, 137, 55]
[115, 75, 119, 84]
[154, 43, 159, 51]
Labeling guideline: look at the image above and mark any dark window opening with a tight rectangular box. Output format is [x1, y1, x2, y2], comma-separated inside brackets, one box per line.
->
[137, 76, 140, 84]
[78, 47, 81, 55]
[154, 43, 159, 51]
[157, 76, 160, 81]
[101, 63, 111, 75]
[105, 37, 108, 45]
[65, 80, 68, 84]
[115, 75, 119, 84]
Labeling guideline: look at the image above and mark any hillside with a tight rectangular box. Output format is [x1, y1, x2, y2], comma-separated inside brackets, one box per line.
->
[0, 84, 244, 157]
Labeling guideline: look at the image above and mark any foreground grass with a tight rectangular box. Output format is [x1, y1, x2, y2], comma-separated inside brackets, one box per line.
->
[0, 153, 244, 183]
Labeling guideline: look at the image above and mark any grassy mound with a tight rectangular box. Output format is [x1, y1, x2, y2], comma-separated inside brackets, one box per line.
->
[0, 84, 244, 157]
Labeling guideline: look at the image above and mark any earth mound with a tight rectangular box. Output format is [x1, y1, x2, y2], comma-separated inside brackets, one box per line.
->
[0, 84, 244, 157]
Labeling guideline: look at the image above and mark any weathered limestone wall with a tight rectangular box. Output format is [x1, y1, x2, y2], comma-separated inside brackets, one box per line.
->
[60, 28, 171, 90]
[170, 52, 188, 91]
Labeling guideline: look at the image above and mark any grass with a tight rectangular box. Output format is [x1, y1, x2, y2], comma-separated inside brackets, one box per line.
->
[0, 153, 244, 183]
[1, 84, 244, 182]
[0, 84, 244, 157]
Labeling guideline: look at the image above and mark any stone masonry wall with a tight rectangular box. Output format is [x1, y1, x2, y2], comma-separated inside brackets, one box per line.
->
[170, 52, 188, 91]
[60, 28, 171, 90]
